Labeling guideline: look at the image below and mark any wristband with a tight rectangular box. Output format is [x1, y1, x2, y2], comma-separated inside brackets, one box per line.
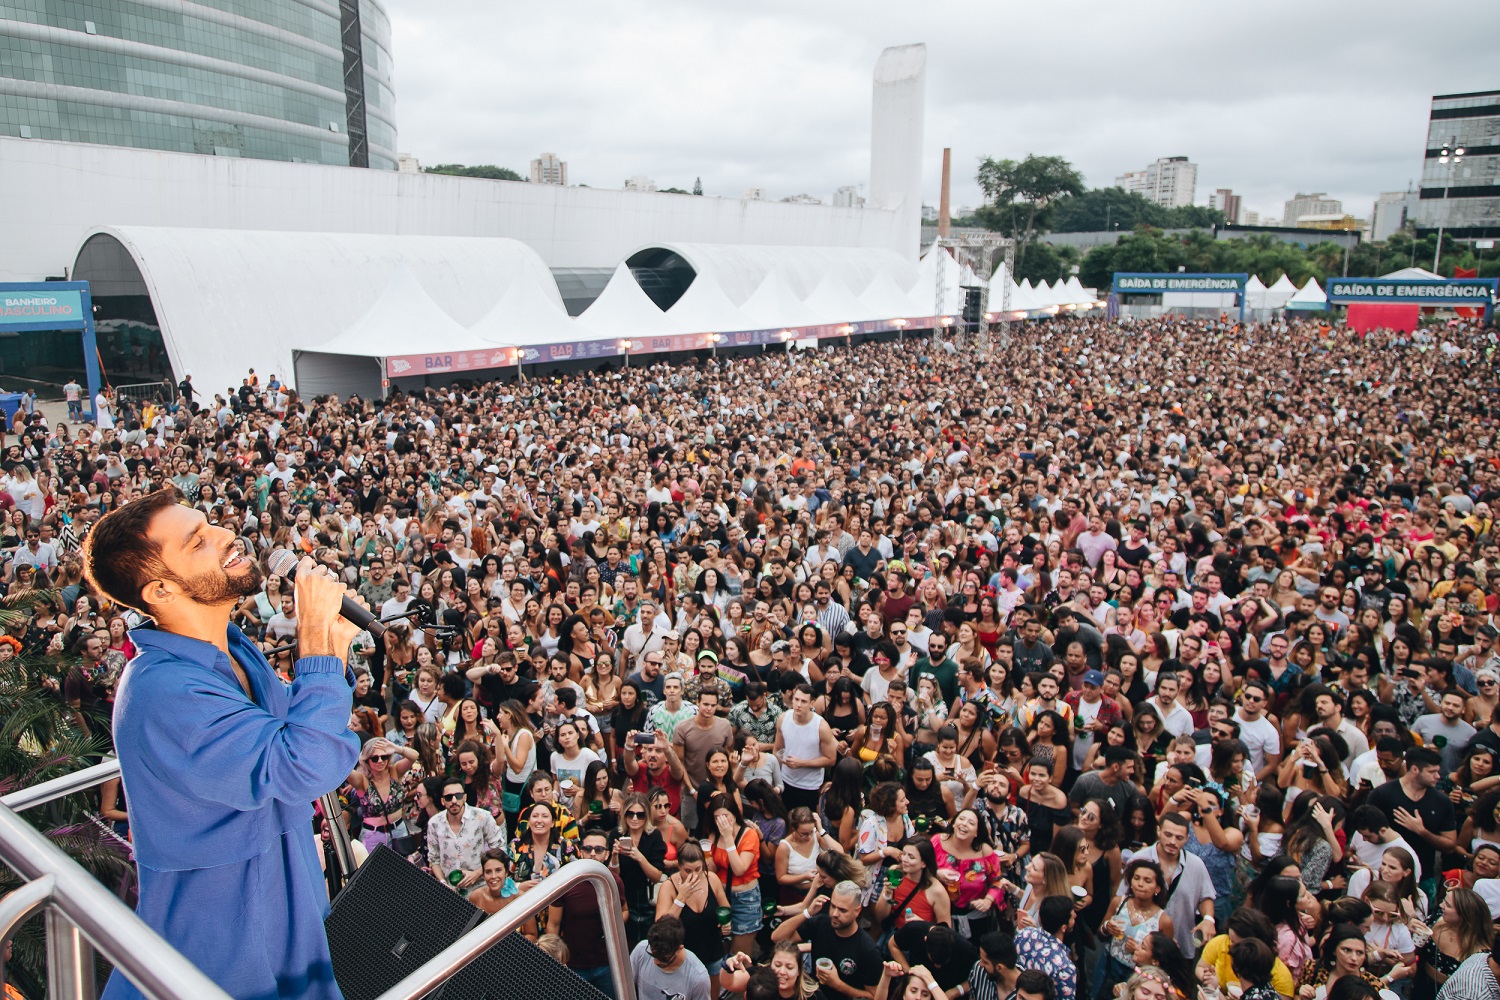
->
[674, 898, 686, 908]
[927, 983, 942, 996]
[802, 908, 812, 920]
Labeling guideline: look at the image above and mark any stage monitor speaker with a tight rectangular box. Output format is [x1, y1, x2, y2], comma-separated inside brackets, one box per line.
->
[325, 844, 480, 1000]
[442, 930, 613, 1000]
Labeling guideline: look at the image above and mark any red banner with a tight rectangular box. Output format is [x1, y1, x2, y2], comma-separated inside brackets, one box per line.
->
[1346, 302, 1419, 334]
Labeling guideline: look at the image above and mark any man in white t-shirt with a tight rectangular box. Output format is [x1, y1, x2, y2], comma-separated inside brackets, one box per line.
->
[1232, 679, 1283, 782]
[1148, 673, 1195, 738]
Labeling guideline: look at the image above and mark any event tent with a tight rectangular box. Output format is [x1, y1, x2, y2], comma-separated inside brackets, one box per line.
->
[1264, 274, 1298, 309]
[1286, 278, 1327, 310]
[1243, 275, 1268, 310]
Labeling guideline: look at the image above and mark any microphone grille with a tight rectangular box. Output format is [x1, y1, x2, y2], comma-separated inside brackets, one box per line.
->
[266, 548, 299, 578]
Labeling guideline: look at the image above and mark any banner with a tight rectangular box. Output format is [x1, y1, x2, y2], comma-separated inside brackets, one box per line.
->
[1325, 278, 1497, 304]
[386, 347, 519, 378]
[1112, 273, 1248, 294]
[0, 288, 85, 327]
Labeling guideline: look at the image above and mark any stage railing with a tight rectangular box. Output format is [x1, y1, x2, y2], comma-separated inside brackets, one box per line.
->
[0, 760, 634, 1000]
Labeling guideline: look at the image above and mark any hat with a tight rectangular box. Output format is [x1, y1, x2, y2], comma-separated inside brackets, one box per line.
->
[662, 629, 681, 641]
[1083, 669, 1105, 686]
[697, 650, 719, 664]
[1460, 603, 1480, 615]
[888, 559, 908, 575]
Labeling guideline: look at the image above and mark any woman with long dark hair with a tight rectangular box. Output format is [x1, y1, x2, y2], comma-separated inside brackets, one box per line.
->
[872, 836, 952, 931]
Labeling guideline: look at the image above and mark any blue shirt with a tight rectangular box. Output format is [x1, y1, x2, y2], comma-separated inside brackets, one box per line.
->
[101, 626, 360, 1000]
[1015, 928, 1076, 1000]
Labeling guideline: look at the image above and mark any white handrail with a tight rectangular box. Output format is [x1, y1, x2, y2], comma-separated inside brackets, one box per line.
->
[1, 765, 636, 1000]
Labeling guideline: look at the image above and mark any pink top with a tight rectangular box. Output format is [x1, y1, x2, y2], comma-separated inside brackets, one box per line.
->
[930, 835, 1005, 910]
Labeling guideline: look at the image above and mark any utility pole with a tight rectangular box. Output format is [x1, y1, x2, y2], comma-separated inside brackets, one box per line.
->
[1434, 138, 1465, 273]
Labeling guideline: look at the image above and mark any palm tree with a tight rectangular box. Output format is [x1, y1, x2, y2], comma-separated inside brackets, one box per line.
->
[0, 593, 133, 997]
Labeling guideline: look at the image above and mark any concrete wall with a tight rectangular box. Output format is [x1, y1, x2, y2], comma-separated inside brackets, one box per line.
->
[0, 136, 908, 283]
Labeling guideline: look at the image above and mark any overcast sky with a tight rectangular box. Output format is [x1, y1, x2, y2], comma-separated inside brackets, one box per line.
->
[386, 0, 1497, 223]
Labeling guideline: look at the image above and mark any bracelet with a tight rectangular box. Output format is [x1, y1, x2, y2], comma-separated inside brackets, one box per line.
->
[802, 908, 812, 920]
[674, 898, 686, 908]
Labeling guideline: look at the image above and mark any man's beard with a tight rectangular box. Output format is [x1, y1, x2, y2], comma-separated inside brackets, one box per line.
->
[173, 560, 264, 606]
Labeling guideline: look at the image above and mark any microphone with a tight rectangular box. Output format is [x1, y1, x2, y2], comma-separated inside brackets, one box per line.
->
[265, 550, 387, 638]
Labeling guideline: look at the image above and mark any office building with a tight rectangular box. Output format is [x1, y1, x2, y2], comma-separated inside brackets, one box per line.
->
[1115, 156, 1197, 208]
[530, 152, 567, 185]
[1413, 89, 1500, 241]
[0, 0, 396, 168]
[624, 175, 657, 192]
[1208, 188, 1242, 224]
[1370, 189, 1417, 242]
[1283, 193, 1341, 226]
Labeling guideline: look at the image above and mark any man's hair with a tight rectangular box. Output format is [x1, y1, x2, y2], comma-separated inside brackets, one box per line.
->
[81, 487, 184, 613]
[1102, 744, 1134, 766]
[1158, 811, 1192, 833]
[1349, 805, 1386, 833]
[646, 916, 684, 961]
[977, 931, 1016, 968]
[924, 924, 959, 966]
[1014, 971, 1054, 1000]
[1225, 907, 1275, 945]
[1229, 938, 1275, 986]
[832, 879, 863, 904]
[1038, 895, 1073, 934]
[1405, 746, 1442, 769]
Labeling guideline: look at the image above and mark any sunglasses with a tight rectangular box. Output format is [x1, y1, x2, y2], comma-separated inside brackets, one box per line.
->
[625, 809, 647, 819]
[578, 844, 609, 854]
[441, 792, 466, 802]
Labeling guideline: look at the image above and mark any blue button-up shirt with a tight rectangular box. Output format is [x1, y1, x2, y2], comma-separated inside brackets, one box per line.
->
[101, 626, 360, 1000]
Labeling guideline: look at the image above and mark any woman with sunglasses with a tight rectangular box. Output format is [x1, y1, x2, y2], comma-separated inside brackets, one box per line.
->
[614, 791, 668, 948]
[346, 736, 417, 851]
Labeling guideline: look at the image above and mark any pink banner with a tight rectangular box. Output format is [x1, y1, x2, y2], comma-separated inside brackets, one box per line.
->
[385, 347, 519, 378]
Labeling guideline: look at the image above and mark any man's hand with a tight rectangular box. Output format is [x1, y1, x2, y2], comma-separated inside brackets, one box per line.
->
[1392, 807, 1427, 834]
[294, 556, 361, 657]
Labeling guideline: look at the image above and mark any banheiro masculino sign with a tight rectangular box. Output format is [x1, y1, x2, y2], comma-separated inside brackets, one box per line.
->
[1325, 278, 1497, 303]
[0, 289, 84, 323]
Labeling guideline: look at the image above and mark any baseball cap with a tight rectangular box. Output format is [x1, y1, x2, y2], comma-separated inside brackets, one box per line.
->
[1083, 670, 1105, 687]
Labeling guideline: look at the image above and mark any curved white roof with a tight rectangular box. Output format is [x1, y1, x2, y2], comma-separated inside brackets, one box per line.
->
[75, 227, 562, 395]
[632, 241, 917, 305]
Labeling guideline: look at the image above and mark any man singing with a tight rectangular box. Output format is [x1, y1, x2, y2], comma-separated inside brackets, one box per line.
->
[83, 489, 362, 1000]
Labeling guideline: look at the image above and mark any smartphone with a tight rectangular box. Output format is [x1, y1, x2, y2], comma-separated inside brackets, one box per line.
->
[637, 732, 656, 746]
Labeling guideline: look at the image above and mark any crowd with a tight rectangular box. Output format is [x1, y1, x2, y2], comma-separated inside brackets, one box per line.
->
[4, 312, 1500, 1000]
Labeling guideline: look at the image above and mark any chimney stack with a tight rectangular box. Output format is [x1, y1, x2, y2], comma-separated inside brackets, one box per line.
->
[938, 146, 952, 239]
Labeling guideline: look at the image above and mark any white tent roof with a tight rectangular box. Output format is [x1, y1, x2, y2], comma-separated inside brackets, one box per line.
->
[575, 262, 670, 341]
[1287, 277, 1327, 308]
[76, 227, 561, 393]
[302, 266, 492, 359]
[1244, 274, 1269, 309]
[1380, 266, 1442, 280]
[1062, 276, 1092, 305]
[804, 273, 869, 325]
[1263, 273, 1298, 308]
[638, 242, 914, 305]
[467, 275, 580, 348]
[740, 268, 820, 330]
[659, 272, 753, 335]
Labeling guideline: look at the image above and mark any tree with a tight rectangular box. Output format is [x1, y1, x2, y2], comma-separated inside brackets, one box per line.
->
[974, 154, 1084, 267]
[692, 177, 703, 196]
[1012, 241, 1080, 285]
[423, 164, 524, 181]
[660, 187, 690, 195]
[0, 595, 132, 997]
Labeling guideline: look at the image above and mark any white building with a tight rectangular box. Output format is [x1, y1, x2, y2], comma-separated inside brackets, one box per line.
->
[1370, 190, 1417, 241]
[531, 152, 568, 186]
[397, 153, 421, 174]
[833, 185, 865, 208]
[1115, 156, 1197, 208]
[1283, 192, 1341, 225]
[624, 175, 657, 193]
[782, 194, 822, 205]
[742, 187, 767, 201]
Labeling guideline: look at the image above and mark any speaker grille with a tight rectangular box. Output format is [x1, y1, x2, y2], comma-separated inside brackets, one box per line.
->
[325, 845, 480, 1000]
[443, 932, 614, 1000]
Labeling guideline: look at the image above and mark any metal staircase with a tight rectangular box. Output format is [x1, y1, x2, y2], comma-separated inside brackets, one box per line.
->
[0, 761, 634, 1000]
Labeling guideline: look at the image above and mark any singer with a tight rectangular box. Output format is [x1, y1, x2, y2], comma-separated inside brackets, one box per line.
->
[82, 488, 362, 1000]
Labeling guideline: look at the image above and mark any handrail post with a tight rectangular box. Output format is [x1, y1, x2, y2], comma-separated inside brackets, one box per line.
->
[317, 790, 357, 895]
[46, 909, 97, 1000]
[0, 875, 55, 995]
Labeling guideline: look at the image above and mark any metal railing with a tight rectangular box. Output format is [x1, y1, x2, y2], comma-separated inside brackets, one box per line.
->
[0, 761, 634, 1000]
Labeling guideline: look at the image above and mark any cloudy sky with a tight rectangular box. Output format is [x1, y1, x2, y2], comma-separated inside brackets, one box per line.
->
[386, 0, 1497, 222]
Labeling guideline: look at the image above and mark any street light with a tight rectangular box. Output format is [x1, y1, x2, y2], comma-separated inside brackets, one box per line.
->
[619, 339, 632, 368]
[1434, 140, 1466, 272]
[893, 317, 908, 343]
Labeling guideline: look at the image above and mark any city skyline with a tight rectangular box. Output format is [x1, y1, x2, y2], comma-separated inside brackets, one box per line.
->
[385, 0, 1495, 225]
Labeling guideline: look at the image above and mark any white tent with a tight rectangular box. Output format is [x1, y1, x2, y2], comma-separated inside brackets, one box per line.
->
[467, 276, 579, 348]
[1062, 276, 1094, 306]
[1243, 274, 1269, 310]
[294, 266, 500, 396]
[1287, 277, 1327, 310]
[1380, 266, 1442, 281]
[575, 262, 670, 344]
[740, 268, 820, 330]
[660, 271, 753, 335]
[1264, 274, 1298, 309]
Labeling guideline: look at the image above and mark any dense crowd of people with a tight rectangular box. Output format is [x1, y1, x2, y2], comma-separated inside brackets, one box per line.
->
[5, 313, 1500, 1000]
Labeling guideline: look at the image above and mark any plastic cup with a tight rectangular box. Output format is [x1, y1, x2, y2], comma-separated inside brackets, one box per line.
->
[589, 799, 603, 814]
[717, 905, 733, 927]
[1445, 876, 1462, 890]
[1241, 804, 1259, 822]
[700, 838, 714, 853]
[1071, 885, 1087, 901]
[816, 958, 835, 974]
[886, 868, 903, 889]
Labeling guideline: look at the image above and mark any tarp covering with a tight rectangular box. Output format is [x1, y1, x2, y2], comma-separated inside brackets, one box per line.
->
[1346, 302, 1420, 333]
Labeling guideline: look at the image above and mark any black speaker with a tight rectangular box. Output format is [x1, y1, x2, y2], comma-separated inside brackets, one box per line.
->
[443, 931, 613, 1000]
[325, 845, 480, 1000]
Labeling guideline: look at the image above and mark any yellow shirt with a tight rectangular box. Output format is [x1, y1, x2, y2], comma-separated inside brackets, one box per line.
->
[1201, 933, 1295, 997]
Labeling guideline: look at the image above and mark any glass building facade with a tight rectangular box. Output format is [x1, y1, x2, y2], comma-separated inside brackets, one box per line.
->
[0, 0, 396, 168]
[1415, 90, 1500, 241]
